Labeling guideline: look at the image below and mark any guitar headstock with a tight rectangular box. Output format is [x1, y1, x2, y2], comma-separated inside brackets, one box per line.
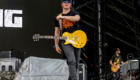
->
[33, 34, 41, 41]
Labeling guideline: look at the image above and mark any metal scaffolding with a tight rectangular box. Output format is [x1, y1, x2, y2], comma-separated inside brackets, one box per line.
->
[106, 3, 140, 24]
[74, 0, 140, 79]
[97, 0, 102, 79]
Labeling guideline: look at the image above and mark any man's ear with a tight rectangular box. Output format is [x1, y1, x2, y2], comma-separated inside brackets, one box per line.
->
[61, 3, 63, 7]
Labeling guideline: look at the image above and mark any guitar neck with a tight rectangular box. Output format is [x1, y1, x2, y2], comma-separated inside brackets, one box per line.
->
[40, 36, 67, 40]
[120, 62, 128, 66]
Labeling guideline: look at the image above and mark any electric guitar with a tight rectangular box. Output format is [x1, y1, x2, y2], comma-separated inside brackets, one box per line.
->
[111, 59, 129, 72]
[32, 30, 87, 48]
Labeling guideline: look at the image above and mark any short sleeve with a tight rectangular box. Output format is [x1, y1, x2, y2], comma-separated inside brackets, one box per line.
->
[73, 11, 80, 16]
[111, 55, 115, 61]
[120, 56, 123, 62]
[55, 16, 59, 27]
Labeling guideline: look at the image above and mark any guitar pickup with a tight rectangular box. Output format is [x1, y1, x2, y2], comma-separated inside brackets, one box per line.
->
[67, 36, 69, 41]
[72, 36, 76, 41]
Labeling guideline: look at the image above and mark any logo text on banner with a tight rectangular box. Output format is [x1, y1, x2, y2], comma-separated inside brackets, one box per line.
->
[0, 9, 23, 28]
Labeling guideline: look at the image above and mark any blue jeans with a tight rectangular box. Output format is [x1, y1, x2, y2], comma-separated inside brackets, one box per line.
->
[61, 41, 81, 80]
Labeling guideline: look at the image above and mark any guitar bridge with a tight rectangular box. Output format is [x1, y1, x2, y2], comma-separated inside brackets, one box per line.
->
[78, 36, 79, 41]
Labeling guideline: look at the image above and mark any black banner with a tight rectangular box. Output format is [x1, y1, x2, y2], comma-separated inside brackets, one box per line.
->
[0, 0, 62, 58]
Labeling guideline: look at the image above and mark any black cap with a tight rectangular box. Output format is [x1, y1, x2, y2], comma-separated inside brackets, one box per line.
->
[115, 48, 120, 51]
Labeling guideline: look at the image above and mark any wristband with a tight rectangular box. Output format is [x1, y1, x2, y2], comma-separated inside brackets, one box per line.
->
[53, 45, 59, 48]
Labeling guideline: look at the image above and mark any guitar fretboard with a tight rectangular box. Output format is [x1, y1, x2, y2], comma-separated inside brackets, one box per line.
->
[40, 36, 67, 40]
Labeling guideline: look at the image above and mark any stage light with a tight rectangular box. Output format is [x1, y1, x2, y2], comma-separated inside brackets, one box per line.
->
[127, 53, 134, 60]
[103, 43, 108, 48]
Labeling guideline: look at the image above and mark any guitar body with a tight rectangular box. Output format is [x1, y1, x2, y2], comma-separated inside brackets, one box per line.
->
[111, 60, 129, 73]
[111, 58, 121, 72]
[62, 30, 87, 48]
[111, 64, 121, 72]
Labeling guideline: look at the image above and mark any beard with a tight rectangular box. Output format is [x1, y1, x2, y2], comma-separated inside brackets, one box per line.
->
[116, 51, 121, 54]
[118, 52, 121, 54]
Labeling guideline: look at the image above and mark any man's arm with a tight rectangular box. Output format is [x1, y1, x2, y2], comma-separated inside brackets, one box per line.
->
[54, 27, 62, 54]
[109, 60, 116, 67]
[57, 15, 80, 22]
[54, 27, 60, 46]
[121, 61, 124, 64]
[121, 61, 129, 64]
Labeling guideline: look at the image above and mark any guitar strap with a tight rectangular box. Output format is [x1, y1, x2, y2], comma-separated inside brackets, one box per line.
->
[58, 13, 63, 35]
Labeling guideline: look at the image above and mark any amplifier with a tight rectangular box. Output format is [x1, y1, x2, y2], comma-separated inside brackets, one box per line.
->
[0, 51, 11, 58]
[0, 51, 25, 62]
[0, 58, 21, 72]
[77, 63, 87, 80]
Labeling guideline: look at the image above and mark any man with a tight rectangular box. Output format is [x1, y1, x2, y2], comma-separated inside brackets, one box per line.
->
[54, 0, 81, 80]
[109, 48, 128, 80]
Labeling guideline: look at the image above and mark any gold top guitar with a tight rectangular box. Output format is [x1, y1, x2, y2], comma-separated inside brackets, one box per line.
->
[111, 59, 129, 72]
[32, 30, 87, 48]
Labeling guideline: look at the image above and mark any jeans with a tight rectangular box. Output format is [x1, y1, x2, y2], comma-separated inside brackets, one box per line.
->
[112, 69, 121, 80]
[61, 41, 81, 80]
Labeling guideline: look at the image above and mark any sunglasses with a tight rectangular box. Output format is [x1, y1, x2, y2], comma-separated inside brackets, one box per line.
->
[63, 1, 71, 3]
